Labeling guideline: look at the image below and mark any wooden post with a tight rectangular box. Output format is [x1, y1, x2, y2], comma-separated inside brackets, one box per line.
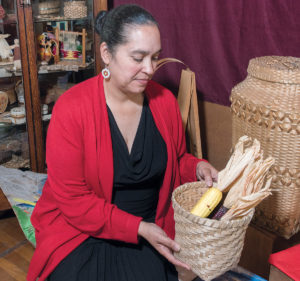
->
[55, 27, 59, 42]
[82, 28, 86, 66]
[16, 0, 45, 173]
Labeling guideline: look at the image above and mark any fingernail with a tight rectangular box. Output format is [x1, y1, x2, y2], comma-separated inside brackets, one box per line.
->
[175, 244, 180, 251]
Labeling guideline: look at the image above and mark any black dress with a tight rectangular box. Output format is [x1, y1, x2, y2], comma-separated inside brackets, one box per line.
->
[48, 99, 179, 281]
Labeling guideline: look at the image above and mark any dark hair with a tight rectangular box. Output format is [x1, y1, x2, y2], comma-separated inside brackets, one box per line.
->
[95, 4, 158, 53]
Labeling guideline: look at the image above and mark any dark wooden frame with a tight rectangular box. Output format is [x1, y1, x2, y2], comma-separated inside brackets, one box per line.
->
[16, 0, 43, 172]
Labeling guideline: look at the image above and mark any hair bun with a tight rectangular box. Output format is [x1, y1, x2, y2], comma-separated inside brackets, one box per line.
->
[95, 10, 107, 35]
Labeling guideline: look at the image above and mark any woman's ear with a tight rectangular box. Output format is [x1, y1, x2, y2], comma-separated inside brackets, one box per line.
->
[100, 42, 112, 65]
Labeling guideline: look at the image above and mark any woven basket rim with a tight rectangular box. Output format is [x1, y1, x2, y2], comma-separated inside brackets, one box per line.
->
[172, 182, 254, 229]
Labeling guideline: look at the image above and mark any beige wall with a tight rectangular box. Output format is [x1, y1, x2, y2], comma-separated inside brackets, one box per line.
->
[198, 101, 232, 171]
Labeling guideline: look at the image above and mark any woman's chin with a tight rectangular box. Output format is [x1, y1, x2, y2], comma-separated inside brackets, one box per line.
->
[129, 84, 148, 95]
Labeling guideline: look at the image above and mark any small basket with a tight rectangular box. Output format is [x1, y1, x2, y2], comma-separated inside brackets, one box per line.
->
[64, 1, 87, 19]
[38, 1, 60, 15]
[0, 84, 16, 105]
[172, 182, 254, 281]
[0, 91, 8, 113]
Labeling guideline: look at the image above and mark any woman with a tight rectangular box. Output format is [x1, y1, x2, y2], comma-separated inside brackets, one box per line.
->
[27, 4, 218, 281]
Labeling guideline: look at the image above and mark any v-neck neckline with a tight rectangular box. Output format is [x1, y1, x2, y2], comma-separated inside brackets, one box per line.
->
[107, 100, 146, 157]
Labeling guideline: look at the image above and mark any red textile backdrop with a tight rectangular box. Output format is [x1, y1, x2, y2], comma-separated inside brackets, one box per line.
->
[112, 0, 300, 106]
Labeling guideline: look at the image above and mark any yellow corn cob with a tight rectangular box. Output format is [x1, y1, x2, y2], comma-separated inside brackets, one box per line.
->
[190, 187, 222, 218]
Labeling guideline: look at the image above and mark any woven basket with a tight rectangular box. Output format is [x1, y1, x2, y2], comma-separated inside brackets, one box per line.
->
[38, 1, 60, 15]
[230, 56, 300, 239]
[64, 1, 87, 19]
[172, 182, 254, 281]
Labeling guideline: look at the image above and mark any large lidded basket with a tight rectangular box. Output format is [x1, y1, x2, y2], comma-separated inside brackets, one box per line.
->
[172, 182, 254, 281]
[230, 56, 300, 239]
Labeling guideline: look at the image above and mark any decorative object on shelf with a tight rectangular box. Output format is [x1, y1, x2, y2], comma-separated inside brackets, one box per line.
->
[0, 34, 14, 63]
[0, 83, 17, 105]
[38, 1, 60, 16]
[10, 39, 21, 71]
[55, 28, 86, 65]
[15, 80, 24, 106]
[0, 111, 11, 124]
[230, 56, 300, 239]
[63, 50, 79, 60]
[10, 106, 26, 125]
[0, 5, 6, 20]
[0, 91, 9, 113]
[37, 32, 60, 64]
[41, 104, 48, 115]
[63, 1, 87, 19]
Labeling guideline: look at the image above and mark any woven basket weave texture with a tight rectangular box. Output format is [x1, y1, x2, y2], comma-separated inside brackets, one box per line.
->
[230, 56, 300, 239]
[64, 1, 87, 18]
[172, 182, 254, 281]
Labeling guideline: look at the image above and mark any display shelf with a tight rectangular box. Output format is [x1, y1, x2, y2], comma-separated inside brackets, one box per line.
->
[1, 60, 94, 77]
[38, 60, 94, 73]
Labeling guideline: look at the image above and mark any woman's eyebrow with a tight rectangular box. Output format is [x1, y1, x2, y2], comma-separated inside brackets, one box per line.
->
[131, 49, 162, 55]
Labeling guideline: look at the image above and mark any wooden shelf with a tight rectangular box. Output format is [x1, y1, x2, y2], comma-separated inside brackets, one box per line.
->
[34, 16, 89, 23]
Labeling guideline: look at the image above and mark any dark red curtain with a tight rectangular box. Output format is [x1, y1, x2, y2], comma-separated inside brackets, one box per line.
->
[112, 0, 300, 106]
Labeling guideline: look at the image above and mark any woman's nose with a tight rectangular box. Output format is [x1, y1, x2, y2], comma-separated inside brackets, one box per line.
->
[143, 59, 155, 75]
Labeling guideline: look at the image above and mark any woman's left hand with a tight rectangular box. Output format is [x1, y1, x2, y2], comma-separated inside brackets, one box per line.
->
[196, 161, 218, 187]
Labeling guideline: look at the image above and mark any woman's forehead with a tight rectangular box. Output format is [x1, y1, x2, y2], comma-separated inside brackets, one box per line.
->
[120, 24, 161, 50]
[124, 24, 160, 42]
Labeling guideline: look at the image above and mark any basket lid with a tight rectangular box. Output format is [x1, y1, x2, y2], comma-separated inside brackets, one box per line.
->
[247, 56, 300, 84]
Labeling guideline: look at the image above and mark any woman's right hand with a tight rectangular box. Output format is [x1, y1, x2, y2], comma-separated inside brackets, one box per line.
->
[138, 221, 191, 270]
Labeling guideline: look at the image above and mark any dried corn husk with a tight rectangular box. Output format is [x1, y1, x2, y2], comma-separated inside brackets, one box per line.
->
[223, 156, 274, 209]
[211, 136, 275, 221]
[221, 176, 273, 220]
[217, 136, 261, 193]
[219, 148, 275, 220]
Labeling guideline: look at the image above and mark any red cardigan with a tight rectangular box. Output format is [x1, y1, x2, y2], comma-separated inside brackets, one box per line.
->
[27, 75, 202, 281]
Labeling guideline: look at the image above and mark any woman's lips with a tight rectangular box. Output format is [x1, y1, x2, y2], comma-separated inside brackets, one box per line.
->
[136, 79, 149, 85]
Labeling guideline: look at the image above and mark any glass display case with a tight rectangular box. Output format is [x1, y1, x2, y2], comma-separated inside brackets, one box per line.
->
[0, 0, 106, 172]
[0, 0, 29, 170]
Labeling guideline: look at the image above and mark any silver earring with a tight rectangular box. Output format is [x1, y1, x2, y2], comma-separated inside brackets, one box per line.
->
[102, 66, 110, 79]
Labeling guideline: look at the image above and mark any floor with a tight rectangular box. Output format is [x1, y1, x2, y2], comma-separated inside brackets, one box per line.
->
[0, 209, 271, 281]
[0, 210, 34, 281]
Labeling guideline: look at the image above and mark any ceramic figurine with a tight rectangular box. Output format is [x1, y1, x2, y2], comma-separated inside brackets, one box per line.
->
[0, 34, 13, 61]
[37, 33, 59, 63]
